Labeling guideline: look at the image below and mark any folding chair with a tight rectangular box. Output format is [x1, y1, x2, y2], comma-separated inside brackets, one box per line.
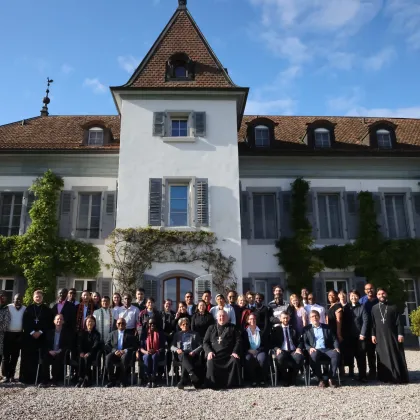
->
[64, 350, 105, 387]
[137, 350, 168, 386]
[170, 349, 203, 387]
[268, 349, 278, 387]
[305, 356, 341, 386]
[102, 353, 136, 387]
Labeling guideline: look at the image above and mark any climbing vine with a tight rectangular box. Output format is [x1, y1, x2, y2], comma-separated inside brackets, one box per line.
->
[0, 170, 101, 305]
[107, 228, 237, 295]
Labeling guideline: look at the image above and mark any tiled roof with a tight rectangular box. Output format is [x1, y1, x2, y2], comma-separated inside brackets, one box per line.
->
[0, 116, 120, 152]
[121, 8, 235, 89]
[239, 115, 420, 151]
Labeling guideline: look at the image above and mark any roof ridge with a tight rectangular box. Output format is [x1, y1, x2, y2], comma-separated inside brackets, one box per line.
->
[0, 116, 41, 128]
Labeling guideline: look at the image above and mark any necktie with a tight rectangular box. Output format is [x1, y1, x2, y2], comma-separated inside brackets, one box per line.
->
[285, 327, 291, 352]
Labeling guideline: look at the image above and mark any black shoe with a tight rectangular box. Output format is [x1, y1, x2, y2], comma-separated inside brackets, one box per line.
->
[50, 381, 58, 387]
[147, 382, 152, 388]
[75, 379, 83, 388]
[251, 382, 257, 387]
[177, 381, 184, 390]
[38, 382, 48, 388]
[120, 382, 126, 388]
[151, 381, 157, 388]
[367, 371, 376, 380]
[358, 377, 368, 383]
[328, 379, 338, 388]
[105, 382, 115, 388]
[81, 379, 90, 388]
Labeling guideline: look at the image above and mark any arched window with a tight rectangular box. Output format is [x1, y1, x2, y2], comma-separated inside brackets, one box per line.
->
[314, 128, 331, 148]
[88, 127, 104, 146]
[255, 125, 270, 147]
[166, 53, 194, 80]
[376, 129, 392, 149]
[163, 276, 193, 311]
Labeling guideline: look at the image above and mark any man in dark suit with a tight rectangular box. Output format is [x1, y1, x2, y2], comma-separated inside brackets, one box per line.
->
[272, 311, 304, 386]
[303, 310, 340, 388]
[39, 314, 71, 387]
[51, 288, 76, 332]
[105, 318, 137, 387]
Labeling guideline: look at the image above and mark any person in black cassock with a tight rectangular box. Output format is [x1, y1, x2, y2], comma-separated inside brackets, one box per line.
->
[20, 290, 53, 384]
[203, 310, 241, 389]
[371, 288, 409, 384]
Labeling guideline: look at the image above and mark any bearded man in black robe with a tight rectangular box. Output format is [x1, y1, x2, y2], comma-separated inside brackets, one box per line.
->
[371, 288, 409, 384]
[203, 310, 241, 389]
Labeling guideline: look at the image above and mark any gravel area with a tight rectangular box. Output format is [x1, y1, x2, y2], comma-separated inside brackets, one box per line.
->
[0, 350, 419, 420]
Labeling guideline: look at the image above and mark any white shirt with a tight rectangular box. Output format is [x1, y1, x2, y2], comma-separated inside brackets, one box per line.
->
[7, 304, 26, 332]
[281, 325, 296, 352]
[210, 304, 236, 325]
[305, 303, 326, 324]
[118, 306, 140, 329]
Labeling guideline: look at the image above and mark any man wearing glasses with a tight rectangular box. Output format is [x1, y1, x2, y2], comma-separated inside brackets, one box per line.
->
[185, 292, 197, 316]
[359, 283, 379, 379]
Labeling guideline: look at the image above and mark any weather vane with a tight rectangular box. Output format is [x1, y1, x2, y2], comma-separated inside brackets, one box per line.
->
[40, 77, 54, 117]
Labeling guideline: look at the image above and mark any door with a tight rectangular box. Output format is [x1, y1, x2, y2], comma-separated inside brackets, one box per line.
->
[163, 277, 193, 311]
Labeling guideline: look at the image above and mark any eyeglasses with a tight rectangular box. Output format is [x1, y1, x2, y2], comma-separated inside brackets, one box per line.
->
[365, 288, 374, 291]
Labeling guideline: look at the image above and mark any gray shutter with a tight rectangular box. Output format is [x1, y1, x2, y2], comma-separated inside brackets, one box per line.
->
[194, 112, 206, 137]
[280, 191, 293, 238]
[153, 112, 166, 137]
[411, 192, 420, 238]
[56, 277, 68, 291]
[240, 191, 251, 239]
[101, 191, 116, 239]
[306, 191, 318, 239]
[354, 277, 366, 295]
[148, 178, 163, 226]
[19, 190, 29, 235]
[101, 278, 112, 298]
[242, 278, 252, 294]
[196, 179, 209, 227]
[314, 278, 325, 305]
[345, 191, 359, 240]
[144, 278, 158, 301]
[59, 191, 75, 238]
[373, 193, 387, 236]
[194, 274, 213, 303]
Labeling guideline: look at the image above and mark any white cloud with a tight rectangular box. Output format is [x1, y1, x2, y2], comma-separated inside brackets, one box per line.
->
[83, 78, 107, 94]
[327, 87, 364, 112]
[245, 98, 297, 115]
[61, 63, 74, 74]
[364, 47, 396, 71]
[117, 55, 139, 74]
[328, 51, 355, 70]
[261, 32, 309, 63]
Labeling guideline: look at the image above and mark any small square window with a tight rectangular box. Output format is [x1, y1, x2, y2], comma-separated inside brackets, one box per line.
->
[88, 128, 104, 146]
[377, 130, 392, 149]
[171, 119, 188, 137]
[314, 128, 331, 148]
[255, 126, 270, 147]
[169, 185, 189, 226]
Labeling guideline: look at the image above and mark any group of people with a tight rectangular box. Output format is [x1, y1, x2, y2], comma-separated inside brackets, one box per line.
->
[0, 282, 409, 390]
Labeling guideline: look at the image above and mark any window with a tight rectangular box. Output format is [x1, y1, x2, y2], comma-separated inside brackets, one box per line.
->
[401, 278, 418, 327]
[384, 194, 409, 238]
[254, 280, 268, 299]
[0, 278, 14, 303]
[88, 127, 104, 146]
[163, 277, 193, 311]
[325, 279, 348, 306]
[74, 279, 97, 298]
[255, 126, 270, 147]
[376, 129, 392, 149]
[76, 193, 102, 239]
[314, 128, 331, 148]
[171, 119, 188, 137]
[317, 193, 343, 239]
[253, 193, 277, 239]
[174, 66, 187, 78]
[0, 192, 23, 236]
[168, 185, 189, 226]
[166, 53, 194, 81]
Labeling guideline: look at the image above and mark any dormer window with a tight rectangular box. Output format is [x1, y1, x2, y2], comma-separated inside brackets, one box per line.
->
[314, 128, 331, 148]
[88, 127, 104, 146]
[255, 126, 270, 147]
[377, 129, 392, 149]
[166, 53, 195, 81]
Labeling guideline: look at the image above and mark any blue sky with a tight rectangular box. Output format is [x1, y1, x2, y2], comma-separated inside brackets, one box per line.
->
[1, 0, 420, 125]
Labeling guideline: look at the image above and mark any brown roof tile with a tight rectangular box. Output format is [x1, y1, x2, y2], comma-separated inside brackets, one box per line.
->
[0, 116, 120, 152]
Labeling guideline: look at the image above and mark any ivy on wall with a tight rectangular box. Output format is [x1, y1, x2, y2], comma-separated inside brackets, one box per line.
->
[0, 170, 101, 304]
[276, 178, 418, 308]
[107, 228, 237, 295]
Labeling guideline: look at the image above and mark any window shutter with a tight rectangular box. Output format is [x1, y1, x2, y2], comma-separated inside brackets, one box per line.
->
[148, 178, 163, 226]
[411, 192, 420, 238]
[143, 277, 158, 301]
[306, 191, 318, 239]
[242, 278, 252, 294]
[19, 191, 31, 235]
[240, 191, 251, 239]
[103, 128, 111, 145]
[194, 274, 213, 303]
[196, 179, 209, 227]
[56, 277, 68, 291]
[101, 191, 116, 239]
[314, 278, 325, 305]
[345, 191, 359, 240]
[194, 112, 206, 137]
[153, 112, 166, 137]
[280, 191, 293, 238]
[101, 278, 112, 297]
[59, 191, 75, 238]
[372, 192, 387, 237]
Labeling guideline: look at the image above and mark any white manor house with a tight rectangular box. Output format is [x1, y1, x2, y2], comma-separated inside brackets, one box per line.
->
[0, 0, 419, 341]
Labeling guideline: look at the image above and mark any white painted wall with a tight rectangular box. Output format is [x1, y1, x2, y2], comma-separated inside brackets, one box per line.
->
[117, 97, 243, 290]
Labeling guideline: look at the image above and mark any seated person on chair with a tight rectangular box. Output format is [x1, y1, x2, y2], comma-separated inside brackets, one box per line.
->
[76, 315, 101, 388]
[39, 314, 71, 387]
[271, 311, 304, 386]
[171, 317, 202, 390]
[242, 312, 269, 387]
[105, 317, 137, 388]
[203, 310, 242, 390]
[303, 310, 340, 388]
[139, 318, 166, 388]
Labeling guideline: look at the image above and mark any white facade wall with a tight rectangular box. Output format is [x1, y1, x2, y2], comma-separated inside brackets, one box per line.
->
[117, 97, 242, 290]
